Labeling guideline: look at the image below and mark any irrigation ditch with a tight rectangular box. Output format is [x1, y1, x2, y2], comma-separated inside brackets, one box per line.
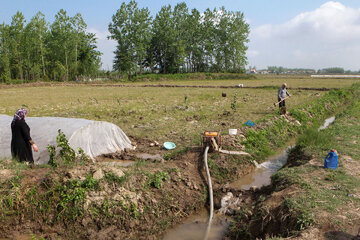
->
[163, 116, 335, 240]
[0, 84, 358, 239]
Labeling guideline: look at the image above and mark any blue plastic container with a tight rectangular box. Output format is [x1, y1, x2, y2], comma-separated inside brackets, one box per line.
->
[324, 150, 338, 169]
[245, 120, 255, 127]
[163, 142, 176, 150]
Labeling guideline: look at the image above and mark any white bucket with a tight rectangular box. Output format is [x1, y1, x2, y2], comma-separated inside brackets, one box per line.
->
[229, 129, 237, 135]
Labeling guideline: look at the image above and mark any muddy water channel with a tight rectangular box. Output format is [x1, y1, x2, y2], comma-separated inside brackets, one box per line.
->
[163, 209, 230, 240]
[163, 116, 336, 240]
[163, 147, 292, 240]
[230, 145, 293, 190]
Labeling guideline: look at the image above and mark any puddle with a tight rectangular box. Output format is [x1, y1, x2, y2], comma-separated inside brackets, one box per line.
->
[163, 209, 230, 240]
[136, 153, 163, 161]
[97, 157, 135, 167]
[318, 116, 335, 131]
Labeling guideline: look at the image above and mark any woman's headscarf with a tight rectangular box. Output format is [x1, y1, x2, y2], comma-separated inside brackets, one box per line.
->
[12, 108, 28, 125]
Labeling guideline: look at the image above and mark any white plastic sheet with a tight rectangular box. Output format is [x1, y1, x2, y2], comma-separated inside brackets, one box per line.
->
[0, 115, 134, 164]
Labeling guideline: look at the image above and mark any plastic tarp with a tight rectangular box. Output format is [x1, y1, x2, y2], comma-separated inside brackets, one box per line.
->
[0, 115, 134, 164]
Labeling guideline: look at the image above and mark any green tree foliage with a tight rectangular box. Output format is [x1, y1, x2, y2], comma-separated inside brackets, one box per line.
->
[108, 1, 152, 76]
[9, 12, 26, 80]
[0, 23, 12, 82]
[321, 67, 345, 74]
[267, 66, 316, 74]
[150, 4, 183, 74]
[22, 12, 48, 80]
[109, 1, 250, 74]
[0, 10, 101, 82]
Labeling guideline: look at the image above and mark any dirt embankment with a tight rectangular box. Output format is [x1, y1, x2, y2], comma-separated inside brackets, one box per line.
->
[224, 153, 360, 240]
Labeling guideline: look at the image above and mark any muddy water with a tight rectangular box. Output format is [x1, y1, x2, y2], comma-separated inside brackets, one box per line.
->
[97, 157, 135, 167]
[163, 209, 230, 240]
[230, 146, 292, 190]
[164, 116, 336, 240]
[163, 147, 294, 240]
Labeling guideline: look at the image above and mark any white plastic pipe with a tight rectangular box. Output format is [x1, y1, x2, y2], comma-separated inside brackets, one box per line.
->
[203, 146, 213, 240]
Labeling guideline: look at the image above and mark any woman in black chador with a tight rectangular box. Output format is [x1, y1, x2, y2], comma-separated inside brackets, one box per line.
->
[11, 108, 38, 163]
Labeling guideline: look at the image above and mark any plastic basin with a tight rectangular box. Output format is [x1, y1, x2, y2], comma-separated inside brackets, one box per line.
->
[163, 142, 176, 150]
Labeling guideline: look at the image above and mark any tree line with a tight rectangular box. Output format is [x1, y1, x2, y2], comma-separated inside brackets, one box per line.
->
[265, 66, 359, 75]
[0, 10, 101, 82]
[108, 1, 250, 75]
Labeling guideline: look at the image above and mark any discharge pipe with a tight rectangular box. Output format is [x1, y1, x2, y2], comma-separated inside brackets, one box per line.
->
[203, 146, 213, 240]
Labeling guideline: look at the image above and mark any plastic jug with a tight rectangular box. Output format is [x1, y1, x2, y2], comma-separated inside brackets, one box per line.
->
[324, 150, 338, 169]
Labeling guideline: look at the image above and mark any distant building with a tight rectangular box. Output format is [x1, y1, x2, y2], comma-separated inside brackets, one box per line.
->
[257, 70, 269, 74]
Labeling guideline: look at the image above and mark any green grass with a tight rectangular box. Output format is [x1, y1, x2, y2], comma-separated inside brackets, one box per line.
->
[271, 85, 360, 230]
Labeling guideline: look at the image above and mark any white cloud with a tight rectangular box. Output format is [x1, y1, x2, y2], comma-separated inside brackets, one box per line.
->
[247, 1, 360, 70]
[88, 28, 116, 70]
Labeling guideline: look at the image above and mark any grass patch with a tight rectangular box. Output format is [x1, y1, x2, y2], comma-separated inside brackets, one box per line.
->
[163, 147, 190, 161]
[147, 171, 169, 189]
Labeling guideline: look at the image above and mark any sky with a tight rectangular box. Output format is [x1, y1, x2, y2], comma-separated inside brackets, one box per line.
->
[2, 0, 360, 71]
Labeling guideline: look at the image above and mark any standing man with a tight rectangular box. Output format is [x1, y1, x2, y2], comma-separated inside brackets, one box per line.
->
[278, 83, 291, 114]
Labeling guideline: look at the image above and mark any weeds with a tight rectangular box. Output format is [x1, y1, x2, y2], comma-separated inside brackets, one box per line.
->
[283, 198, 315, 231]
[47, 130, 90, 167]
[147, 171, 169, 189]
[56, 129, 76, 164]
[163, 147, 189, 161]
[244, 129, 274, 159]
[55, 175, 99, 221]
[208, 158, 231, 183]
[231, 95, 237, 112]
[104, 172, 128, 185]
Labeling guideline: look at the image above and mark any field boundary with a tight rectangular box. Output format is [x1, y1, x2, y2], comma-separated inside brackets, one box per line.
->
[0, 82, 336, 91]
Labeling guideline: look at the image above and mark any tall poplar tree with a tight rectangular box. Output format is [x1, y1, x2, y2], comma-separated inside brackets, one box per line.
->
[108, 1, 152, 75]
[22, 12, 48, 80]
[9, 12, 26, 80]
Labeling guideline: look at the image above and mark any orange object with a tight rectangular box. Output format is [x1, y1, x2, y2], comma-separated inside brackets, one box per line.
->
[204, 131, 218, 137]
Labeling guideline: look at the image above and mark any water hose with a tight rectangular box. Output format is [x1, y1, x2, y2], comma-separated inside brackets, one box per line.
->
[203, 146, 213, 240]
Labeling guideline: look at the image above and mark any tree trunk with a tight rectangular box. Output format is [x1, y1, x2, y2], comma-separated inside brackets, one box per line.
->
[39, 31, 46, 78]
[75, 41, 78, 75]
[65, 50, 68, 81]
